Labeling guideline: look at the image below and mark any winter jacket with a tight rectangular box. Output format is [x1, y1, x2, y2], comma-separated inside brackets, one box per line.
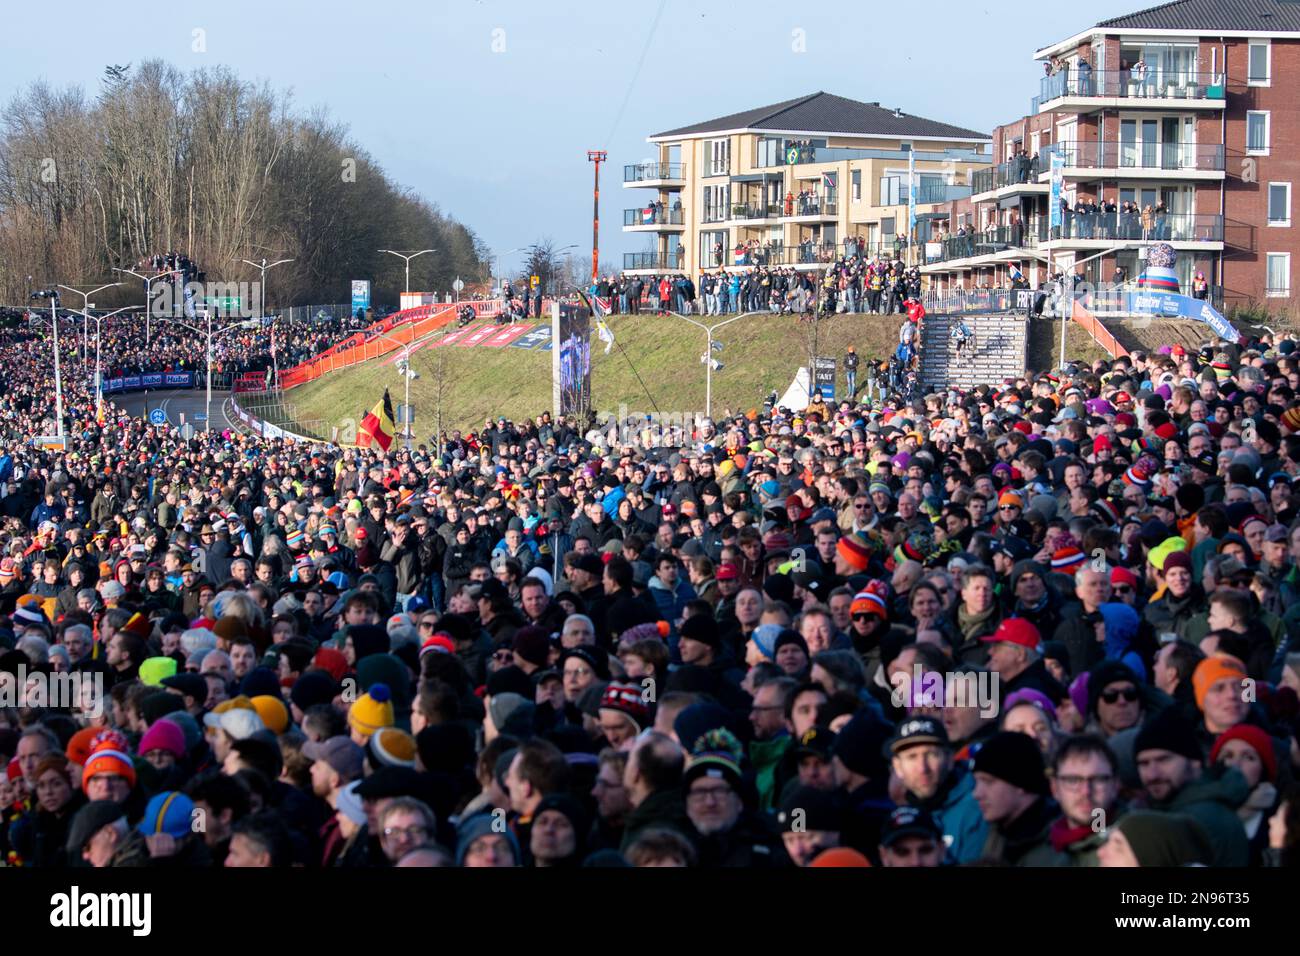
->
[1142, 585, 1207, 641]
[909, 765, 989, 864]
[648, 575, 696, 625]
[749, 733, 792, 812]
[620, 789, 692, 852]
[1149, 764, 1250, 867]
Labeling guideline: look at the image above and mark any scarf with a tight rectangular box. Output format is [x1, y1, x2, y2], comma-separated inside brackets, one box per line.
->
[956, 601, 998, 639]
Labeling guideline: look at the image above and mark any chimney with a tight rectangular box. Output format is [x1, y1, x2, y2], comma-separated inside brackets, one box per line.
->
[893, 108, 904, 118]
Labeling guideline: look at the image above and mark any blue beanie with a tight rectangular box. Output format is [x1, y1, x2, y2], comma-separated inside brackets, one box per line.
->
[455, 812, 521, 865]
[138, 791, 196, 840]
[750, 623, 782, 661]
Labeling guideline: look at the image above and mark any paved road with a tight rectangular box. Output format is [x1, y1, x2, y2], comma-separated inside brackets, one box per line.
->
[116, 388, 239, 434]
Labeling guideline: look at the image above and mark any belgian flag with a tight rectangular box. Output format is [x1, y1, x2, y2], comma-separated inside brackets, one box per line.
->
[357, 388, 396, 451]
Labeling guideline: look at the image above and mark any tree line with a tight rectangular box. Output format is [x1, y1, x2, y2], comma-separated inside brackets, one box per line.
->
[0, 60, 486, 309]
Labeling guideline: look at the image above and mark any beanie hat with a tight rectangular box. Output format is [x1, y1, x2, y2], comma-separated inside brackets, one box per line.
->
[82, 743, 137, 794]
[348, 683, 396, 738]
[1114, 811, 1213, 867]
[312, 648, 349, 682]
[67, 727, 102, 766]
[250, 695, 290, 735]
[809, 847, 871, 867]
[1192, 656, 1247, 712]
[831, 713, 892, 780]
[512, 626, 551, 668]
[161, 712, 202, 754]
[1282, 406, 1300, 435]
[1110, 565, 1139, 590]
[124, 649, 171, 685]
[368, 727, 418, 769]
[1050, 547, 1086, 572]
[998, 491, 1023, 508]
[137, 720, 186, 759]
[599, 680, 654, 732]
[682, 748, 743, 791]
[488, 692, 529, 733]
[290, 671, 338, 712]
[673, 702, 738, 754]
[850, 587, 888, 618]
[1134, 706, 1202, 762]
[1209, 724, 1277, 783]
[972, 731, 1049, 795]
[1161, 549, 1193, 574]
[419, 634, 456, 658]
[137, 791, 196, 840]
[836, 533, 872, 572]
[678, 614, 721, 650]
[749, 623, 782, 662]
[455, 812, 522, 866]
[1086, 660, 1143, 717]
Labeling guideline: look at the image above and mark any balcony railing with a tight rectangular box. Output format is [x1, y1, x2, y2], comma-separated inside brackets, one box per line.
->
[1044, 141, 1225, 172]
[623, 252, 684, 271]
[924, 284, 1228, 315]
[924, 222, 1048, 263]
[1045, 211, 1224, 243]
[972, 159, 1045, 195]
[624, 207, 685, 226]
[624, 162, 685, 183]
[1039, 68, 1226, 108]
[786, 198, 838, 217]
[728, 202, 783, 222]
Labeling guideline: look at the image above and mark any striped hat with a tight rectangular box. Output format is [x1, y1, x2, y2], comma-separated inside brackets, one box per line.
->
[1282, 406, 1300, 434]
[851, 587, 888, 618]
[318, 525, 337, 538]
[1051, 547, 1086, 572]
[137, 791, 196, 839]
[294, 555, 314, 571]
[836, 533, 872, 572]
[1090, 499, 1121, 527]
[286, 529, 305, 548]
[599, 680, 654, 731]
[82, 743, 137, 794]
[368, 727, 417, 769]
[419, 633, 456, 657]
[1123, 464, 1151, 488]
[13, 604, 47, 629]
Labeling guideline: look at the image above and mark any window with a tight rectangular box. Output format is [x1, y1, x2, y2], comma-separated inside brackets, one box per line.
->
[1247, 112, 1270, 155]
[1269, 183, 1291, 227]
[755, 137, 783, 168]
[851, 169, 861, 202]
[1267, 253, 1290, 297]
[1249, 41, 1271, 86]
[881, 216, 896, 237]
[879, 177, 901, 206]
[702, 184, 729, 223]
[708, 139, 730, 176]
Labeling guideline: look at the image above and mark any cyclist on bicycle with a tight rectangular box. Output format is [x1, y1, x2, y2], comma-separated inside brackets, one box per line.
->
[896, 303, 921, 371]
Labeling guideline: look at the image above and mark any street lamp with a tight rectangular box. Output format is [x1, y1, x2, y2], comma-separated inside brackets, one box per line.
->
[378, 249, 436, 296]
[237, 257, 295, 320]
[668, 312, 748, 419]
[495, 247, 524, 295]
[86, 305, 142, 419]
[155, 314, 258, 432]
[56, 282, 121, 361]
[28, 288, 65, 441]
[113, 267, 182, 346]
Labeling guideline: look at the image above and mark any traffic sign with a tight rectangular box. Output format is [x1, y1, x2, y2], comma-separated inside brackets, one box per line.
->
[180, 423, 194, 440]
[149, 408, 168, 426]
[452, 277, 465, 292]
[194, 413, 207, 422]
[396, 404, 415, 424]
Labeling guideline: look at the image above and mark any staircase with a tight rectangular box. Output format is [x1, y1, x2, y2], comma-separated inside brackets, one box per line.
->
[919, 313, 1029, 391]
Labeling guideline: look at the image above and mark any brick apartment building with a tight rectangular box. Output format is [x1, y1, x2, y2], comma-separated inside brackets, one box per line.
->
[620, 92, 990, 278]
[921, 0, 1300, 310]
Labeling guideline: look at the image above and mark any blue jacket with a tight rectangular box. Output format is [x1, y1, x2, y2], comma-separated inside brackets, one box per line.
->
[910, 764, 989, 865]
[649, 575, 696, 624]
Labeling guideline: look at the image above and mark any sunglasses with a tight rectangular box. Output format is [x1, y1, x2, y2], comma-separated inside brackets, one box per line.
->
[1113, 585, 1132, 595]
[1100, 687, 1139, 704]
[999, 505, 1019, 512]
[851, 613, 876, 622]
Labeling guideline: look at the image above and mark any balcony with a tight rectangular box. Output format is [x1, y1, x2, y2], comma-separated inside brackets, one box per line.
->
[783, 197, 839, 221]
[623, 206, 685, 231]
[971, 161, 1052, 201]
[923, 222, 1048, 265]
[1042, 211, 1224, 248]
[623, 252, 684, 273]
[723, 242, 844, 269]
[1035, 69, 1226, 113]
[623, 162, 685, 189]
[1042, 141, 1225, 180]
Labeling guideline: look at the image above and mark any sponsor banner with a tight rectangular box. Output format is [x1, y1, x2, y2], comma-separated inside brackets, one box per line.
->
[1126, 291, 1241, 343]
[123, 375, 141, 390]
[481, 324, 534, 348]
[511, 324, 553, 350]
[91, 371, 194, 393]
[813, 356, 836, 402]
[458, 325, 497, 348]
[141, 373, 164, 388]
[555, 304, 592, 417]
[433, 326, 476, 348]
[165, 372, 194, 387]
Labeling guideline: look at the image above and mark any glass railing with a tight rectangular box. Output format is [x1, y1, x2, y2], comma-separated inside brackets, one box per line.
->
[1044, 141, 1225, 172]
[923, 284, 1227, 315]
[785, 198, 838, 217]
[623, 252, 684, 271]
[624, 162, 685, 183]
[1044, 211, 1223, 242]
[623, 207, 685, 226]
[1039, 69, 1226, 107]
[923, 222, 1047, 263]
[756, 142, 989, 168]
[728, 202, 783, 221]
[972, 159, 1046, 195]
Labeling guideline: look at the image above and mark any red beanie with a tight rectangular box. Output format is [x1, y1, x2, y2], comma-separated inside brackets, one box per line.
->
[836, 533, 872, 572]
[1210, 724, 1277, 782]
[81, 743, 137, 795]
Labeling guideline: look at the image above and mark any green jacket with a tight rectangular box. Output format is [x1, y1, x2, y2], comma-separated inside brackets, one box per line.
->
[1152, 765, 1250, 867]
[749, 734, 792, 812]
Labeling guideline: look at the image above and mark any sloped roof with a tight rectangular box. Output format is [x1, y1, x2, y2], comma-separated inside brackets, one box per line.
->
[1096, 0, 1300, 31]
[651, 91, 987, 141]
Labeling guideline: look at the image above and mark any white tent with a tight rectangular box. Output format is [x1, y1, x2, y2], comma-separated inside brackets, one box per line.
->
[776, 366, 812, 412]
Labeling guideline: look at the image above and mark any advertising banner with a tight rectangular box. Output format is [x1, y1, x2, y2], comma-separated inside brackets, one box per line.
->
[553, 303, 592, 418]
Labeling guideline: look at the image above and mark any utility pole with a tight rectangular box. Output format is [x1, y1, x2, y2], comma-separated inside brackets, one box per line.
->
[587, 151, 607, 287]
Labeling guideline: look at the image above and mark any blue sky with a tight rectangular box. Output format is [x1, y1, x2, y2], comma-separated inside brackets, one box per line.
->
[0, 0, 1141, 275]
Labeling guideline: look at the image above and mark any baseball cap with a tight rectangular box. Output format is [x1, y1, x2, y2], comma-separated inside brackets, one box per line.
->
[879, 806, 943, 848]
[888, 716, 949, 754]
[302, 735, 365, 779]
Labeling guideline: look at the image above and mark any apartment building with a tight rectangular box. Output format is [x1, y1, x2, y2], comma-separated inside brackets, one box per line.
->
[621, 92, 990, 276]
[920, 0, 1300, 310]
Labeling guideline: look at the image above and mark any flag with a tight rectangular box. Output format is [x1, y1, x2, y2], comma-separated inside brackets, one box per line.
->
[642, 207, 654, 224]
[357, 388, 396, 450]
[596, 316, 615, 355]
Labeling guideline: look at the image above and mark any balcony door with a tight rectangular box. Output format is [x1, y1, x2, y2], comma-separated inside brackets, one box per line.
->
[1120, 119, 1159, 167]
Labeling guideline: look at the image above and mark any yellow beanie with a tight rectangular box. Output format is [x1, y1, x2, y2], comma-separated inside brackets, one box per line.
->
[251, 695, 290, 735]
[348, 684, 395, 738]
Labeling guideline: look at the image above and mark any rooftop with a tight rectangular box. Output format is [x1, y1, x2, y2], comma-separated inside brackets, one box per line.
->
[650, 91, 988, 142]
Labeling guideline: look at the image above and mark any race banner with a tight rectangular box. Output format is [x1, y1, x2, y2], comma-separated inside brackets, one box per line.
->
[482, 324, 534, 348]
[553, 303, 592, 418]
[511, 324, 552, 350]
[458, 325, 497, 348]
